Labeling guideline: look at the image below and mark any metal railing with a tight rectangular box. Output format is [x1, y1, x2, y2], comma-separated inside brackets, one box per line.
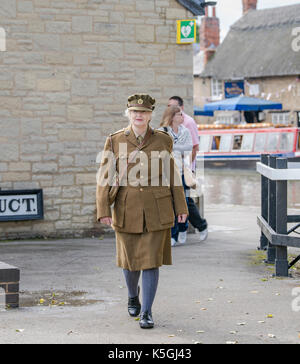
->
[257, 155, 300, 277]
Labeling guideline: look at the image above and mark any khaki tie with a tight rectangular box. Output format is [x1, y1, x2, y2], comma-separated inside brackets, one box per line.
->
[137, 135, 143, 145]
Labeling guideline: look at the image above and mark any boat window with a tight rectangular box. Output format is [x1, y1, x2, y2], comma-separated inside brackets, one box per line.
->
[279, 133, 294, 151]
[199, 135, 211, 152]
[254, 133, 266, 152]
[232, 135, 243, 150]
[267, 133, 280, 151]
[241, 134, 254, 151]
[211, 136, 221, 151]
[219, 135, 232, 152]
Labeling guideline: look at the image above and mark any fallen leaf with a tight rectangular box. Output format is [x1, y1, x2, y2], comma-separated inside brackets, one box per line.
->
[196, 330, 205, 333]
[168, 334, 175, 337]
[230, 331, 237, 334]
[268, 334, 276, 338]
[258, 320, 265, 324]
[237, 322, 246, 326]
[226, 341, 238, 344]
[16, 329, 24, 333]
[267, 314, 273, 318]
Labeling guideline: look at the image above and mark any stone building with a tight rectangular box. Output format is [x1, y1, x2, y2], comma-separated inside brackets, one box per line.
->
[194, 1, 300, 126]
[0, 0, 205, 239]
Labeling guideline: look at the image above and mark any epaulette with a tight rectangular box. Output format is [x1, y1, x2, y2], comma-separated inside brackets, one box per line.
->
[155, 128, 170, 136]
[109, 128, 125, 137]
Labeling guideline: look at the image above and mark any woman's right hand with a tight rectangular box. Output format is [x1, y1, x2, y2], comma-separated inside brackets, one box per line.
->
[99, 217, 113, 225]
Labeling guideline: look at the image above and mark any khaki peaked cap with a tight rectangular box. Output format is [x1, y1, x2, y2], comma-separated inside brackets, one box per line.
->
[127, 93, 155, 112]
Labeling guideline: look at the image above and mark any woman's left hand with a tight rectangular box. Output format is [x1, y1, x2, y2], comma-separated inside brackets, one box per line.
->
[178, 214, 188, 223]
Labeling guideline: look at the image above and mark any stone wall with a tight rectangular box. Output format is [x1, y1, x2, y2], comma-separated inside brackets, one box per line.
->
[0, 0, 195, 239]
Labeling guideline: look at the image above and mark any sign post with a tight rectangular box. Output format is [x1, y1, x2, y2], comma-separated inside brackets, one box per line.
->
[176, 20, 196, 44]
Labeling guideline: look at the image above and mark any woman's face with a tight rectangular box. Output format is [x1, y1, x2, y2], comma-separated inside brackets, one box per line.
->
[129, 110, 152, 128]
[172, 111, 184, 126]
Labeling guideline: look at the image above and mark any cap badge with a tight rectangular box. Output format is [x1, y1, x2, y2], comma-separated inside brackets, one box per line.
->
[137, 99, 143, 105]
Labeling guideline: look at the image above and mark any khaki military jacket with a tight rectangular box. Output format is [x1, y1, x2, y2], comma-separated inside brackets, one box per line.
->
[96, 125, 188, 234]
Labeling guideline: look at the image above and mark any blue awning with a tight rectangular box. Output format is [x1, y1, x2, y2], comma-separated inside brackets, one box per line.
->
[204, 95, 283, 112]
[194, 107, 214, 116]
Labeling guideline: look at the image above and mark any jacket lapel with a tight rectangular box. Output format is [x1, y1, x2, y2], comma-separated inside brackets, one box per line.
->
[124, 125, 154, 150]
[124, 126, 139, 148]
[139, 127, 154, 151]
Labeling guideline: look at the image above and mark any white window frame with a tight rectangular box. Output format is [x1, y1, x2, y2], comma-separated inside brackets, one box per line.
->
[211, 79, 223, 100]
[271, 112, 290, 125]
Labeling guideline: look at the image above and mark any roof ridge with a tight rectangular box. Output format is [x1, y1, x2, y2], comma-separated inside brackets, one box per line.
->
[231, 3, 300, 31]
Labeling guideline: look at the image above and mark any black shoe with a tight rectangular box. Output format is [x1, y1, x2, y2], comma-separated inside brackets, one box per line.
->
[139, 311, 154, 329]
[128, 287, 141, 317]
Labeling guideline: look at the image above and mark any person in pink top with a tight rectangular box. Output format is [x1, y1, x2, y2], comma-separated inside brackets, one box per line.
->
[168, 96, 208, 242]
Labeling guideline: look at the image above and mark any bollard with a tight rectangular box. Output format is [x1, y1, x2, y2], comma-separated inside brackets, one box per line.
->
[0, 262, 20, 308]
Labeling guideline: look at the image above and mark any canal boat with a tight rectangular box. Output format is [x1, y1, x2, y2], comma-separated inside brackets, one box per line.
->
[197, 123, 300, 169]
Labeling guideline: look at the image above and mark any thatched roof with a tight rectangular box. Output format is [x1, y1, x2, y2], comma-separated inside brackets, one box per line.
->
[176, 0, 205, 15]
[199, 4, 300, 79]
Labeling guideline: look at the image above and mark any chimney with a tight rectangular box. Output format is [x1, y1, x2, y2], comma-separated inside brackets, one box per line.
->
[199, 7, 220, 65]
[242, 0, 257, 14]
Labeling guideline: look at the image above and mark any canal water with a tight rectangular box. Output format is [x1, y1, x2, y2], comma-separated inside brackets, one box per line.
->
[203, 168, 300, 209]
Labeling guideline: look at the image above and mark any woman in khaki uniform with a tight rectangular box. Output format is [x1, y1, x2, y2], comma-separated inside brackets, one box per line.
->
[97, 94, 188, 329]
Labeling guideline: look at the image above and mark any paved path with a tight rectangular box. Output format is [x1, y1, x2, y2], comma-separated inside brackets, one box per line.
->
[0, 204, 299, 344]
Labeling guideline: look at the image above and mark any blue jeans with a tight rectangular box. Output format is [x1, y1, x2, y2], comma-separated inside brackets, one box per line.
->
[171, 175, 189, 241]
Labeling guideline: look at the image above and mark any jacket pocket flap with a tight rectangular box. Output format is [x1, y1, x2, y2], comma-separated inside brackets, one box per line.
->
[153, 189, 172, 199]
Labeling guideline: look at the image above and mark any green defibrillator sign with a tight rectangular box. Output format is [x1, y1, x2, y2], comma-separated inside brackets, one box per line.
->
[176, 19, 196, 44]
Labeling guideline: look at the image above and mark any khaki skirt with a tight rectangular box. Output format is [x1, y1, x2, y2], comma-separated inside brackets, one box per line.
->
[115, 228, 172, 271]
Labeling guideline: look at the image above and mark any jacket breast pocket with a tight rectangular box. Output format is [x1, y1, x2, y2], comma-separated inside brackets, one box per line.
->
[112, 190, 128, 228]
[153, 189, 174, 225]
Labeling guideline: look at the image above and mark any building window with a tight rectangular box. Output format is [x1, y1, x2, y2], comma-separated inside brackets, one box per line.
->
[271, 112, 290, 125]
[211, 79, 223, 100]
[279, 133, 294, 151]
[254, 133, 266, 152]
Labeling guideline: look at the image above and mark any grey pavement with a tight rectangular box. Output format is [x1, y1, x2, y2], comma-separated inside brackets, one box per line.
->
[0, 204, 300, 344]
